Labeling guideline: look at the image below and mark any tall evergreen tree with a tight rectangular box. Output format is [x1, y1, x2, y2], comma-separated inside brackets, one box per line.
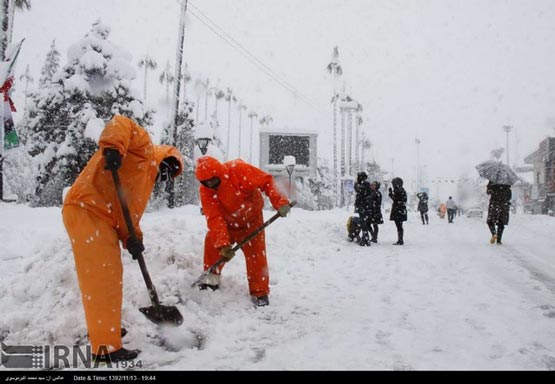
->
[39, 40, 60, 86]
[20, 20, 153, 206]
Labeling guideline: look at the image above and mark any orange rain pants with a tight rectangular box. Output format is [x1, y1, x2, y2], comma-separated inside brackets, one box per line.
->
[62, 205, 123, 355]
[204, 214, 268, 296]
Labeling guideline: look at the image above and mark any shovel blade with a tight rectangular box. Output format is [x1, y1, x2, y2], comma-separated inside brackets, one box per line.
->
[139, 305, 183, 326]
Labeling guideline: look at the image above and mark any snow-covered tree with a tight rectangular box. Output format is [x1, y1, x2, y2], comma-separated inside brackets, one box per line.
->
[224, 87, 236, 159]
[19, 20, 153, 206]
[39, 39, 60, 86]
[294, 158, 335, 210]
[157, 100, 196, 207]
[159, 60, 174, 103]
[138, 54, 157, 101]
[18, 63, 32, 106]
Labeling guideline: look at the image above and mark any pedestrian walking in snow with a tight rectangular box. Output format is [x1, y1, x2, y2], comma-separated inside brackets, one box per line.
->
[62, 115, 184, 363]
[446, 196, 457, 223]
[389, 177, 407, 245]
[368, 181, 384, 243]
[195, 156, 290, 307]
[486, 181, 512, 245]
[353, 172, 372, 246]
[417, 192, 429, 225]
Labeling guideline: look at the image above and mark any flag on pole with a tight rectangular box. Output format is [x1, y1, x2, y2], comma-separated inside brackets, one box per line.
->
[0, 38, 24, 150]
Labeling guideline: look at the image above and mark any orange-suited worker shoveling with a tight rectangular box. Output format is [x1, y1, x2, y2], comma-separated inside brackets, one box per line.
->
[194, 156, 292, 307]
[62, 115, 184, 363]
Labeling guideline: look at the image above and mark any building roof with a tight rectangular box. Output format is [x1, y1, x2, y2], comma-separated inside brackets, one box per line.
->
[524, 149, 539, 164]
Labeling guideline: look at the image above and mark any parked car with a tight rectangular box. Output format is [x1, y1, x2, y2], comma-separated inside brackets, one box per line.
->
[466, 207, 483, 218]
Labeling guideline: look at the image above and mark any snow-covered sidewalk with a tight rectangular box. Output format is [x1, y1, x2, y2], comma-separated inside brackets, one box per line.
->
[1, 203, 555, 370]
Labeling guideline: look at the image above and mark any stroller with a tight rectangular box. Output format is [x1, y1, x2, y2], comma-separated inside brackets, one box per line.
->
[346, 216, 362, 243]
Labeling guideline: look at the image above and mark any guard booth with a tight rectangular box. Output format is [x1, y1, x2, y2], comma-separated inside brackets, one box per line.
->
[259, 130, 318, 198]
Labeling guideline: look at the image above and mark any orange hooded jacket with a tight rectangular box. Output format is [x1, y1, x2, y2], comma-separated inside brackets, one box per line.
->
[195, 157, 289, 249]
[63, 115, 184, 243]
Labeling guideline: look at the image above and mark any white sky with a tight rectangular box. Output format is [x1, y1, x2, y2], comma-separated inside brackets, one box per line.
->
[11, 0, 555, 192]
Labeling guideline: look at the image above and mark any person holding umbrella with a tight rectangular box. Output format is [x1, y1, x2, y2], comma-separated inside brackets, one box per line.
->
[486, 182, 512, 244]
[475, 160, 518, 245]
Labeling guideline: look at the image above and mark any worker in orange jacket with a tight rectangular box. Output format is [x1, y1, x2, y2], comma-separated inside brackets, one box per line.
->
[62, 115, 184, 363]
[195, 156, 290, 307]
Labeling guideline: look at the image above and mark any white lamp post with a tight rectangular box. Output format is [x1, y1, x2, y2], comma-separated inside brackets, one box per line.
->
[284, 155, 296, 198]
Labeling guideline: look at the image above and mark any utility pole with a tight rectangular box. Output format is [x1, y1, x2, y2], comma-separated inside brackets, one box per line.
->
[0, 0, 8, 201]
[503, 125, 512, 166]
[168, 0, 188, 208]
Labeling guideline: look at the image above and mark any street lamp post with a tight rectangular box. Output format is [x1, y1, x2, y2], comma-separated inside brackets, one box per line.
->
[415, 138, 421, 193]
[284, 155, 296, 199]
[503, 125, 512, 166]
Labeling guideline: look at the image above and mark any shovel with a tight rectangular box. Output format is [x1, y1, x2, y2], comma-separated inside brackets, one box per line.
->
[111, 169, 183, 326]
[192, 200, 297, 287]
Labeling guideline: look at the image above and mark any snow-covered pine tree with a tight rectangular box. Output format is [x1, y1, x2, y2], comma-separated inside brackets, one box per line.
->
[39, 40, 60, 86]
[21, 20, 153, 206]
[307, 158, 335, 210]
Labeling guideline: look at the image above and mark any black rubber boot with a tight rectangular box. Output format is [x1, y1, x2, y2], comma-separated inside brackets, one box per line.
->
[93, 348, 140, 363]
[255, 295, 269, 307]
[371, 225, 378, 243]
[497, 227, 504, 245]
[394, 228, 404, 245]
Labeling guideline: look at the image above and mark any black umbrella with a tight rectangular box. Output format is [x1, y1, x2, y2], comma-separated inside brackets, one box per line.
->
[475, 160, 519, 185]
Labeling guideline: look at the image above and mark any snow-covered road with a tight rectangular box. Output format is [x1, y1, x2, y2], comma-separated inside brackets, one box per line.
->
[1, 203, 555, 370]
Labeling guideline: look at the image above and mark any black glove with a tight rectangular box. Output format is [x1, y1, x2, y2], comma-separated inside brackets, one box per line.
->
[103, 148, 122, 171]
[126, 237, 144, 259]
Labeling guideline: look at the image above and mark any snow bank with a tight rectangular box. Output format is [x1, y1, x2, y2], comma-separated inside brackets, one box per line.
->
[1, 203, 555, 370]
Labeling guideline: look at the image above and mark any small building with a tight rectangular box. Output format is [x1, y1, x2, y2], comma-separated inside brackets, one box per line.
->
[524, 137, 555, 214]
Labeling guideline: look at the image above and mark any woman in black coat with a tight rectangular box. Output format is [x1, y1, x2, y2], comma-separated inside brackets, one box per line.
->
[416, 192, 429, 225]
[389, 177, 407, 245]
[486, 181, 512, 245]
[368, 181, 384, 243]
[354, 172, 372, 246]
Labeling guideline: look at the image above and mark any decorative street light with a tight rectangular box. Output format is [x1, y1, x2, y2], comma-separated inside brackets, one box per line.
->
[194, 122, 213, 157]
[196, 137, 210, 155]
[284, 155, 296, 198]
